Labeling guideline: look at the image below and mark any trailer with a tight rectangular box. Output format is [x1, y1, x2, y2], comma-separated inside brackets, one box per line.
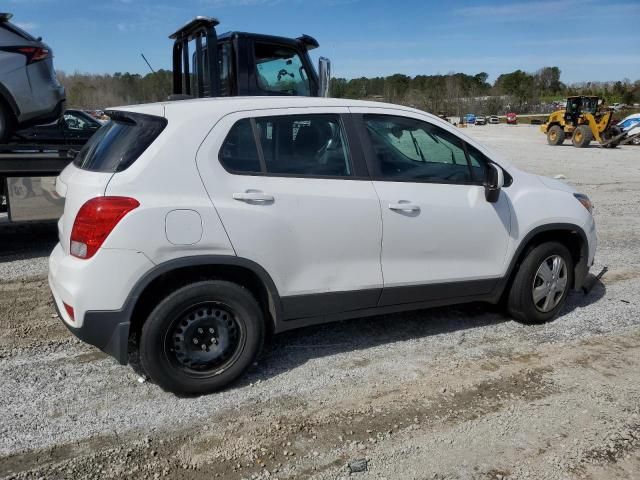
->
[0, 15, 331, 225]
[0, 144, 74, 223]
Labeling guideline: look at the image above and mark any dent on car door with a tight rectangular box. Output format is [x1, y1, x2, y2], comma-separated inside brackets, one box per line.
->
[352, 110, 511, 306]
[196, 109, 384, 320]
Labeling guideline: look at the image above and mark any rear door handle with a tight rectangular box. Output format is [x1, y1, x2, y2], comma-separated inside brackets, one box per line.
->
[232, 191, 274, 203]
[389, 202, 420, 213]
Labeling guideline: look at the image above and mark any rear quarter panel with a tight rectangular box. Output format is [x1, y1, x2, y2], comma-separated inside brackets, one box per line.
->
[102, 104, 235, 264]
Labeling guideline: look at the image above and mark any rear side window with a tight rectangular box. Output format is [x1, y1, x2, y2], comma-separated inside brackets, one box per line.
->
[73, 112, 167, 173]
[219, 119, 261, 173]
[219, 114, 352, 177]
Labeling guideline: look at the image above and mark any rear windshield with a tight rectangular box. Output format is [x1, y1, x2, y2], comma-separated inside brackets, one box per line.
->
[73, 112, 167, 173]
[1, 22, 37, 41]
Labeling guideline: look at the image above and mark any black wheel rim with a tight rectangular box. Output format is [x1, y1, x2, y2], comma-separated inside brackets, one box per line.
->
[163, 301, 246, 378]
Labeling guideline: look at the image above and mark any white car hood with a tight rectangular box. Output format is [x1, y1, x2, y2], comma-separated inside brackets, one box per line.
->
[536, 175, 577, 194]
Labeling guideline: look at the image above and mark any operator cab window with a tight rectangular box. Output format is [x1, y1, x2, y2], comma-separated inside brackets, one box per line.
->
[364, 115, 472, 184]
[254, 43, 311, 96]
[191, 42, 234, 96]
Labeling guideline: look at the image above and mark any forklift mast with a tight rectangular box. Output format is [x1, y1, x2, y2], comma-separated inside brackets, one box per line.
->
[169, 16, 331, 99]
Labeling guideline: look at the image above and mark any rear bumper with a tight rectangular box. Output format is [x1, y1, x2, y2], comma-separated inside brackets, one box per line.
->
[53, 297, 130, 364]
[48, 243, 155, 365]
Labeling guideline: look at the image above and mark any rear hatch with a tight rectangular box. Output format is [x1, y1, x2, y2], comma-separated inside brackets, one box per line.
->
[56, 107, 167, 253]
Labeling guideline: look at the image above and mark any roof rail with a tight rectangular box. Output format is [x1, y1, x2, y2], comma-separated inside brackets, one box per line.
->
[0, 12, 14, 22]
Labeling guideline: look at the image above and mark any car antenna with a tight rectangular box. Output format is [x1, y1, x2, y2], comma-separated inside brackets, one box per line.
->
[140, 53, 155, 73]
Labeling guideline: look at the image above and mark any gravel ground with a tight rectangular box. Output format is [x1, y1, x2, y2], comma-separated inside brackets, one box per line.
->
[1, 125, 639, 480]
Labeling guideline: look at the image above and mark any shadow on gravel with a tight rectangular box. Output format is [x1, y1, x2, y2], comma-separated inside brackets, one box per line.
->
[239, 274, 606, 386]
[0, 222, 58, 262]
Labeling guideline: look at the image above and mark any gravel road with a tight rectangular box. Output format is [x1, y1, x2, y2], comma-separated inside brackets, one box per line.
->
[1, 125, 639, 480]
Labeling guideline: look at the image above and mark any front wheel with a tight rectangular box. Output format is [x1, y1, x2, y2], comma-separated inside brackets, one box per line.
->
[507, 242, 574, 324]
[572, 125, 592, 148]
[547, 125, 565, 145]
[140, 280, 265, 395]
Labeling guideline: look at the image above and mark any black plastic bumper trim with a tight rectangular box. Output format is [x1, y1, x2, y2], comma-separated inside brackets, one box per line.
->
[53, 297, 130, 365]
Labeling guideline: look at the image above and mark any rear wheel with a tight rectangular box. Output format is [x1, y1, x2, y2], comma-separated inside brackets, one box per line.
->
[572, 125, 592, 148]
[0, 103, 14, 143]
[140, 280, 265, 395]
[507, 242, 574, 324]
[547, 125, 565, 145]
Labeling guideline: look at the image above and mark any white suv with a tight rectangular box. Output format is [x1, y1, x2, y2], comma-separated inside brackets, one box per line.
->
[49, 97, 597, 394]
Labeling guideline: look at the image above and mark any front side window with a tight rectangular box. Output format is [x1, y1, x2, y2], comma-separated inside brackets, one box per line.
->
[364, 115, 472, 183]
[254, 43, 310, 96]
[219, 114, 352, 177]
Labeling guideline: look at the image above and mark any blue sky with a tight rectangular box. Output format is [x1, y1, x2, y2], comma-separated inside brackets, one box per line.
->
[7, 0, 640, 83]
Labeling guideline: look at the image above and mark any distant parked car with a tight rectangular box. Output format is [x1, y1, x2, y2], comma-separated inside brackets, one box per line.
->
[465, 113, 476, 124]
[14, 109, 102, 145]
[0, 12, 66, 142]
[506, 112, 518, 125]
[488, 115, 499, 124]
[475, 115, 486, 125]
[618, 113, 640, 145]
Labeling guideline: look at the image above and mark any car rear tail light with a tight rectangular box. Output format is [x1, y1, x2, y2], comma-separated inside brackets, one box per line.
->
[17, 47, 50, 64]
[63, 302, 75, 321]
[70, 197, 140, 259]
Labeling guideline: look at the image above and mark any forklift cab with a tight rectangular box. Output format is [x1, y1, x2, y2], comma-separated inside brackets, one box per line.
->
[169, 16, 331, 99]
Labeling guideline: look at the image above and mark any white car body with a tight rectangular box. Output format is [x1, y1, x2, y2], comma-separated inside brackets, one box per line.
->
[618, 113, 640, 144]
[48, 96, 597, 369]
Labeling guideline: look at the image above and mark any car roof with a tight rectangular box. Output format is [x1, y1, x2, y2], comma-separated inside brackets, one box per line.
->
[112, 96, 427, 118]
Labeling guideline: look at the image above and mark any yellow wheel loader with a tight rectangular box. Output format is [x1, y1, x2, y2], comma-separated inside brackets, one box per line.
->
[541, 96, 629, 148]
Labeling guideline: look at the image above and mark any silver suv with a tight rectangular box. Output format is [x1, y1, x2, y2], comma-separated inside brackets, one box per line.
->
[0, 13, 65, 142]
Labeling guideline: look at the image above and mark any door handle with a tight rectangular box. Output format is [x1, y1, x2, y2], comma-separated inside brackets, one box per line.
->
[232, 191, 274, 203]
[388, 202, 420, 213]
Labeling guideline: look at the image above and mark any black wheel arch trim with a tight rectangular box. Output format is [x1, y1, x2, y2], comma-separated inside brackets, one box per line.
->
[77, 255, 283, 365]
[497, 222, 590, 295]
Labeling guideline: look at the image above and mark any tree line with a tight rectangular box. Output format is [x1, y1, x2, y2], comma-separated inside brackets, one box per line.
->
[58, 66, 639, 116]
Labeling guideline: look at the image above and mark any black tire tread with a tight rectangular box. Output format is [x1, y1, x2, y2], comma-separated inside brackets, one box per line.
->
[507, 241, 573, 324]
[139, 280, 264, 395]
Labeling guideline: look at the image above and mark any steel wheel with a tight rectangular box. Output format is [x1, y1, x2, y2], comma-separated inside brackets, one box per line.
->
[532, 255, 568, 313]
[164, 301, 246, 377]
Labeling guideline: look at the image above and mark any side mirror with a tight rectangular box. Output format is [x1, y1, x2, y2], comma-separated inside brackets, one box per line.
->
[318, 57, 331, 98]
[485, 163, 504, 203]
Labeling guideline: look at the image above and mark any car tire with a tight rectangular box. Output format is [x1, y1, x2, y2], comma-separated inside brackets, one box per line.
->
[140, 280, 265, 395]
[572, 125, 592, 148]
[507, 242, 574, 324]
[547, 125, 565, 146]
[0, 102, 14, 143]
